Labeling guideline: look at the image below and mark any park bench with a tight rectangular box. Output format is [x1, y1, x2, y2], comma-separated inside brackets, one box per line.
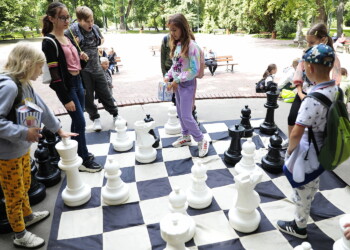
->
[114, 57, 122, 73]
[213, 29, 225, 35]
[1, 35, 15, 40]
[213, 55, 238, 72]
[150, 45, 160, 56]
[257, 32, 271, 38]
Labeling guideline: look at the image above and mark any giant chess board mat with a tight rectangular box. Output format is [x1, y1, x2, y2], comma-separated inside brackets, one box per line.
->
[47, 119, 350, 250]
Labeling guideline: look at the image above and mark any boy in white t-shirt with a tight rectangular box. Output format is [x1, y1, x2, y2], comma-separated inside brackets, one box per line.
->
[277, 44, 337, 239]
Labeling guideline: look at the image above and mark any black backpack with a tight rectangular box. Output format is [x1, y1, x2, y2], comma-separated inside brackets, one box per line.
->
[0, 75, 23, 123]
[255, 79, 266, 93]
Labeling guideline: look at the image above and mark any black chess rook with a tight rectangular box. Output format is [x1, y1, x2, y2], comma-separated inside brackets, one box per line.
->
[260, 86, 279, 135]
[144, 114, 160, 148]
[28, 158, 46, 205]
[261, 131, 284, 173]
[224, 124, 245, 166]
[240, 105, 253, 138]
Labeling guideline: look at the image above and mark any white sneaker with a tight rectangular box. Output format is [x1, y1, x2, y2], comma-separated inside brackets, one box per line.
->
[25, 211, 50, 227]
[172, 135, 192, 148]
[93, 118, 102, 132]
[13, 231, 45, 249]
[198, 139, 209, 157]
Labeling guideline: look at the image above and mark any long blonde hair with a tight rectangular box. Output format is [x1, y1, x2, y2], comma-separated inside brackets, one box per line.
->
[168, 13, 195, 58]
[4, 42, 46, 83]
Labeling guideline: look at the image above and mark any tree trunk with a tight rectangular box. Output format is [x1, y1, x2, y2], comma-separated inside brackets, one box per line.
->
[162, 17, 166, 30]
[119, 6, 125, 30]
[337, 0, 344, 38]
[315, 0, 327, 24]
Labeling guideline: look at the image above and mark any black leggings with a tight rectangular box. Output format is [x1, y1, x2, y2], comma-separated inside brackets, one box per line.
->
[288, 91, 306, 126]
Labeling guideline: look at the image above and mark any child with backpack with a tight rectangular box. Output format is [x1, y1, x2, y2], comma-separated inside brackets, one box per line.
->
[164, 13, 208, 158]
[256, 64, 277, 92]
[277, 44, 337, 239]
[0, 42, 77, 249]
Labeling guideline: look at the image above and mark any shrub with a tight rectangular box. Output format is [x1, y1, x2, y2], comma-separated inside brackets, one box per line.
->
[275, 20, 296, 38]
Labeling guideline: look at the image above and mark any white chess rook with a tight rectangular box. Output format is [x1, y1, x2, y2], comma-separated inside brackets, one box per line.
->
[55, 138, 91, 207]
[165, 105, 181, 135]
[134, 120, 157, 163]
[229, 170, 262, 233]
[113, 116, 133, 152]
[160, 213, 190, 250]
[169, 187, 196, 242]
[102, 158, 129, 205]
[187, 162, 213, 209]
[235, 138, 259, 174]
[333, 214, 350, 250]
[294, 242, 313, 250]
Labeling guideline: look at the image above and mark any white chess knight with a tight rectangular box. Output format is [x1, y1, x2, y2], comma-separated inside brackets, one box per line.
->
[160, 213, 190, 250]
[102, 158, 129, 205]
[294, 242, 313, 250]
[112, 116, 133, 152]
[187, 161, 213, 209]
[333, 214, 350, 250]
[228, 169, 263, 233]
[169, 187, 196, 242]
[134, 120, 157, 163]
[164, 104, 181, 135]
[55, 137, 91, 207]
[235, 138, 259, 174]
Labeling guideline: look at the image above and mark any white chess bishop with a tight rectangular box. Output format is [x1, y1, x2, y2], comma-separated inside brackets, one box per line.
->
[164, 104, 181, 135]
[187, 161, 213, 209]
[102, 158, 129, 205]
[112, 116, 133, 152]
[160, 213, 190, 250]
[294, 242, 313, 250]
[235, 138, 259, 174]
[134, 120, 157, 163]
[229, 169, 263, 233]
[169, 187, 196, 242]
[55, 138, 91, 207]
[333, 214, 350, 250]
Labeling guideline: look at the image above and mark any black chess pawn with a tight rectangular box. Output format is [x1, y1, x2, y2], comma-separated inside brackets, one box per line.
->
[28, 158, 46, 205]
[224, 124, 245, 166]
[42, 126, 61, 168]
[260, 85, 279, 135]
[144, 114, 160, 148]
[34, 143, 61, 187]
[261, 131, 284, 173]
[240, 105, 254, 138]
[0, 186, 12, 234]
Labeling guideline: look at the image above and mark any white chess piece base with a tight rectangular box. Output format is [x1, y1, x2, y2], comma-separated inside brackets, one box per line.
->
[135, 147, 157, 163]
[228, 208, 261, 233]
[187, 189, 213, 209]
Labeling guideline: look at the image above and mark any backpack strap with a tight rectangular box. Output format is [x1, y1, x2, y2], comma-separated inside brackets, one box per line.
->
[1, 75, 23, 123]
[43, 36, 59, 57]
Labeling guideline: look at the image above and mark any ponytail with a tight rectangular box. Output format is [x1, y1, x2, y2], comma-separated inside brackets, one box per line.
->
[263, 64, 277, 79]
[42, 16, 53, 35]
[307, 23, 334, 50]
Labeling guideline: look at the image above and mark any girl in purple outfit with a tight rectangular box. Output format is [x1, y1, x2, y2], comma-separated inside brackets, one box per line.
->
[164, 13, 208, 158]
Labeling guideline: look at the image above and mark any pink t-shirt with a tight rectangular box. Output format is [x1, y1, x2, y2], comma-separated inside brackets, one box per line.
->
[60, 38, 81, 71]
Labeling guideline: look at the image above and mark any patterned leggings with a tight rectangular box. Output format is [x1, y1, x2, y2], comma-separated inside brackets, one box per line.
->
[293, 178, 320, 228]
[0, 152, 32, 232]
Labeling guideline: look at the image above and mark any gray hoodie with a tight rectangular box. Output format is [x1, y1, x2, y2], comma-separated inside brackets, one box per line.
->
[0, 76, 60, 160]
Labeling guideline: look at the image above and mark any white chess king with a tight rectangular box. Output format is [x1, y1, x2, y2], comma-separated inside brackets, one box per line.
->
[134, 120, 157, 163]
[229, 169, 263, 233]
[55, 137, 91, 207]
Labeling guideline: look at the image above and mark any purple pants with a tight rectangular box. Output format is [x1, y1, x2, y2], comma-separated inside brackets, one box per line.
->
[175, 79, 203, 142]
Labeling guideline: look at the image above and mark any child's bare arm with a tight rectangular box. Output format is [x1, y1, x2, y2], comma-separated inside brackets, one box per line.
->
[287, 125, 305, 155]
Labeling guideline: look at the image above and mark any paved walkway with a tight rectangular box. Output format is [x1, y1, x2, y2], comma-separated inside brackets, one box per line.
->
[1, 34, 350, 115]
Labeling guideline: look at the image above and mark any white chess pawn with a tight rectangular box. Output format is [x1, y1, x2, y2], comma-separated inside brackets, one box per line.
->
[187, 162, 213, 209]
[55, 138, 91, 207]
[333, 214, 350, 250]
[235, 138, 259, 174]
[134, 120, 157, 163]
[228, 169, 263, 233]
[294, 242, 313, 250]
[113, 116, 133, 152]
[160, 213, 190, 250]
[165, 104, 181, 135]
[169, 187, 196, 242]
[102, 158, 129, 205]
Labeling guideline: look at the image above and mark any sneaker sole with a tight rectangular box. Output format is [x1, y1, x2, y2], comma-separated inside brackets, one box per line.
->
[276, 224, 307, 239]
[25, 213, 50, 228]
[14, 240, 45, 249]
[172, 141, 192, 148]
[79, 165, 103, 173]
